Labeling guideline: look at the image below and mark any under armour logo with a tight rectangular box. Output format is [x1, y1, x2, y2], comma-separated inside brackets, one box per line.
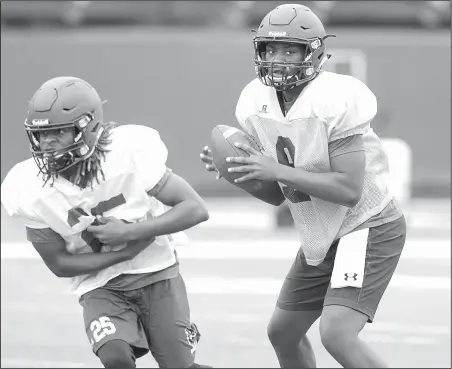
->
[260, 105, 268, 113]
[344, 273, 358, 281]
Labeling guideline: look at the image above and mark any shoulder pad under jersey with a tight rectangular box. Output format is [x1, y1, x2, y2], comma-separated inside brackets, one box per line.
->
[111, 124, 169, 192]
[1, 158, 49, 228]
[313, 73, 377, 141]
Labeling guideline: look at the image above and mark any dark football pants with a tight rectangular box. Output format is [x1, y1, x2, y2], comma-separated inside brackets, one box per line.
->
[80, 274, 201, 368]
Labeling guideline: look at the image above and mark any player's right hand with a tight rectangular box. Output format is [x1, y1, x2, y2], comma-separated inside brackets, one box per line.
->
[123, 234, 156, 260]
[200, 146, 221, 180]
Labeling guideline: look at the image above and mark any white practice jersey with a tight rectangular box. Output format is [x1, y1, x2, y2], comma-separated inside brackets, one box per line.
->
[236, 72, 393, 265]
[1, 124, 181, 297]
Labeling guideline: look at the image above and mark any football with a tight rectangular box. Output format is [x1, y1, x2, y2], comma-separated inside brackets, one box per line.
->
[210, 125, 285, 206]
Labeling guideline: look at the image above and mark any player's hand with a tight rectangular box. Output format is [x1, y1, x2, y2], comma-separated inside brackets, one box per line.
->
[87, 216, 133, 246]
[123, 234, 156, 260]
[200, 146, 222, 180]
[226, 142, 280, 183]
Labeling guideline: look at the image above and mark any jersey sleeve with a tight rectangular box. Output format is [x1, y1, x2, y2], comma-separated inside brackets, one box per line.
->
[328, 134, 365, 158]
[146, 168, 172, 197]
[328, 77, 377, 142]
[130, 126, 169, 193]
[1, 161, 49, 229]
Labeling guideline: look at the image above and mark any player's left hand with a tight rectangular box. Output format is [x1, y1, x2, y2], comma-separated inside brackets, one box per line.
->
[226, 142, 280, 183]
[87, 216, 132, 246]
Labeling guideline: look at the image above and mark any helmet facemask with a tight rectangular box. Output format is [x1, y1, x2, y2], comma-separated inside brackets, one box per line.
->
[25, 113, 104, 186]
[254, 37, 331, 91]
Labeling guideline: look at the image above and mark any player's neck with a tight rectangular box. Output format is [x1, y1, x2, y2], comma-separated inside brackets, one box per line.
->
[277, 83, 308, 116]
[282, 83, 307, 104]
[60, 166, 77, 182]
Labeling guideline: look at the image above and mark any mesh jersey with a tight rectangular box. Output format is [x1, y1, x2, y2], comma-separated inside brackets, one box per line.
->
[236, 72, 393, 265]
[1, 124, 179, 297]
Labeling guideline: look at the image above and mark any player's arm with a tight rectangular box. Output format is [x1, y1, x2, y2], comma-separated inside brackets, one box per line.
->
[275, 135, 366, 208]
[28, 227, 150, 278]
[125, 171, 209, 242]
[87, 129, 209, 246]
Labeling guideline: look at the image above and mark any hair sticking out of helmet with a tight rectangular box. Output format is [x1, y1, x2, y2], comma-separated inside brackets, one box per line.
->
[38, 121, 116, 189]
[69, 121, 116, 189]
[253, 4, 336, 91]
[24, 76, 115, 189]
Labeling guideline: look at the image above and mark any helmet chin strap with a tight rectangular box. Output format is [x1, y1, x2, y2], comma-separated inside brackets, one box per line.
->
[54, 153, 80, 174]
[57, 126, 105, 175]
[318, 54, 332, 70]
[289, 54, 331, 90]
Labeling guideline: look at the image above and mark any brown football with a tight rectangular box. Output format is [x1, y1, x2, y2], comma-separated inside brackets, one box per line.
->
[210, 125, 285, 206]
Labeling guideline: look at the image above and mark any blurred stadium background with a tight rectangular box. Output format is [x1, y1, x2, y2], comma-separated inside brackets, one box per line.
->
[1, 1, 450, 368]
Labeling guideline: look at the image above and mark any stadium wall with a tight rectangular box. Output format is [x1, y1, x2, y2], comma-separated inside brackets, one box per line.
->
[1, 28, 449, 197]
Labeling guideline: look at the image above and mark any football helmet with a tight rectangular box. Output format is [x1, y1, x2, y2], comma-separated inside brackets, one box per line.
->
[253, 4, 336, 91]
[24, 77, 105, 177]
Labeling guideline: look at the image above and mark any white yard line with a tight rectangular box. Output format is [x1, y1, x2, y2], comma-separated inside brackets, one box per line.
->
[181, 275, 451, 294]
[1, 239, 450, 260]
[178, 239, 451, 260]
[194, 210, 451, 231]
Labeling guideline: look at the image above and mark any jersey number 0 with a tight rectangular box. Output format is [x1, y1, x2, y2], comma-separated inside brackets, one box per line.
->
[276, 136, 311, 203]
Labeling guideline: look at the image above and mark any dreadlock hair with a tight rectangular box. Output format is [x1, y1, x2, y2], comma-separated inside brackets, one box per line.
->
[70, 121, 117, 189]
[40, 121, 117, 189]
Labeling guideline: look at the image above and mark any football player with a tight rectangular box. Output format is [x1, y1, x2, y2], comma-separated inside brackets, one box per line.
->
[1, 77, 212, 369]
[200, 4, 406, 368]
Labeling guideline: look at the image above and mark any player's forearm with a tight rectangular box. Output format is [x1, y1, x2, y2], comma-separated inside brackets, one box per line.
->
[54, 250, 130, 278]
[127, 199, 209, 241]
[275, 165, 362, 207]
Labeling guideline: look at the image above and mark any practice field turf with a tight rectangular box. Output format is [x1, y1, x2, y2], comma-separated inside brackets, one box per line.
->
[1, 199, 450, 368]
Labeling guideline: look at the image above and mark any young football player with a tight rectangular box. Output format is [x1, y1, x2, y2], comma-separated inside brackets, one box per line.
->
[1, 76, 212, 369]
[200, 4, 405, 368]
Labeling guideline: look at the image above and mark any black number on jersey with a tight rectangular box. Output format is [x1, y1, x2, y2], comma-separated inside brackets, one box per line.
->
[67, 194, 127, 252]
[276, 136, 311, 203]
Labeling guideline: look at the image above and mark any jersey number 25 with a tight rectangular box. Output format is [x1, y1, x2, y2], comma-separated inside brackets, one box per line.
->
[67, 194, 127, 252]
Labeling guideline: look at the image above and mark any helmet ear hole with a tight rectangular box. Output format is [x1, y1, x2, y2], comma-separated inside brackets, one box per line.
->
[318, 52, 324, 61]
